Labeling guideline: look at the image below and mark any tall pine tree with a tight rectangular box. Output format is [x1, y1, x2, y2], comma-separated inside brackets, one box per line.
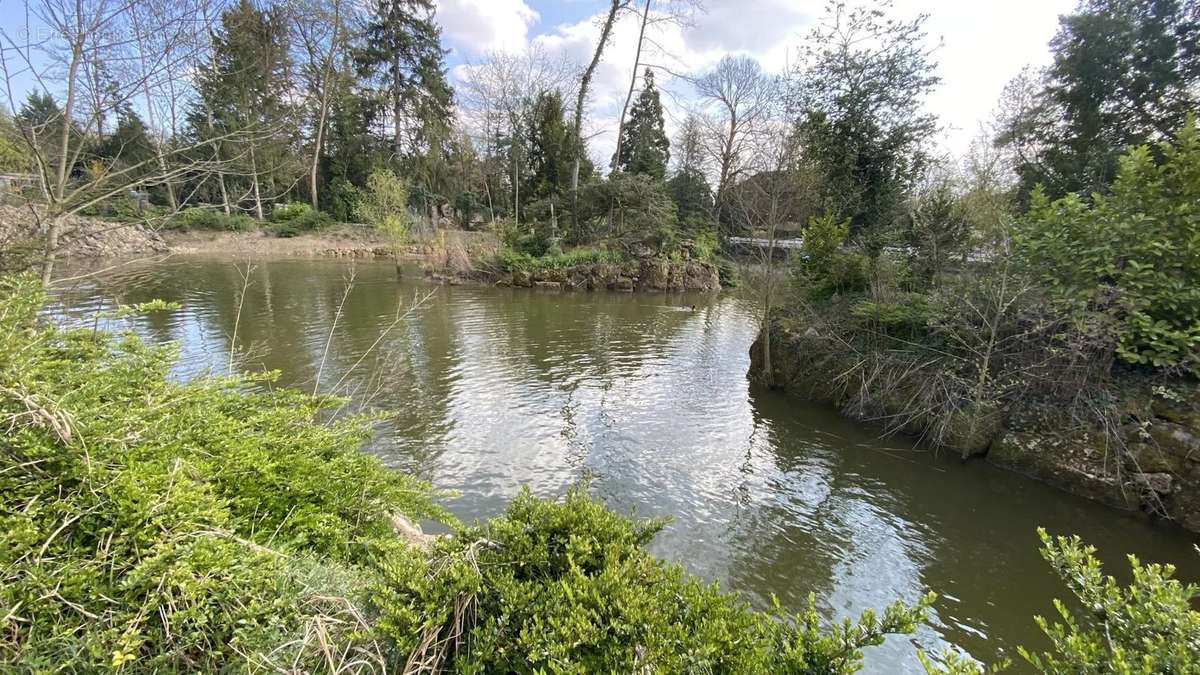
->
[190, 0, 296, 218]
[615, 68, 669, 180]
[356, 0, 454, 162]
[524, 90, 591, 202]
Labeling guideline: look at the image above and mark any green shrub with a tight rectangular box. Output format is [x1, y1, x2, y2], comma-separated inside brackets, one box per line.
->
[497, 247, 625, 273]
[716, 256, 740, 287]
[357, 168, 410, 241]
[1014, 121, 1200, 371]
[1021, 528, 1200, 673]
[790, 212, 869, 299]
[373, 487, 932, 674]
[326, 178, 361, 222]
[924, 529, 1200, 674]
[851, 293, 936, 334]
[270, 201, 311, 222]
[270, 202, 332, 232]
[0, 275, 444, 672]
[171, 206, 257, 232]
[692, 225, 718, 261]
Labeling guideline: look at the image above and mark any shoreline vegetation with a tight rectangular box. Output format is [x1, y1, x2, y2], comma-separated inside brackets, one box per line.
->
[3, 274, 1197, 674]
[748, 123, 1200, 535]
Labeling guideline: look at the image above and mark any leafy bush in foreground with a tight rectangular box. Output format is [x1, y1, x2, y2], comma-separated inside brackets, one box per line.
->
[373, 487, 933, 674]
[0, 275, 444, 672]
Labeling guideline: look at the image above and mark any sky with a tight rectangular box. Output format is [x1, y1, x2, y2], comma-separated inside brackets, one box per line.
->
[435, 0, 1079, 166]
[0, 0, 1079, 168]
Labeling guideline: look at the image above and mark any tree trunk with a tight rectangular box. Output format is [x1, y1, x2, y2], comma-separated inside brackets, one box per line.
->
[610, 0, 651, 173]
[309, 94, 328, 209]
[570, 0, 623, 240]
[713, 114, 737, 230]
[218, 171, 231, 215]
[40, 215, 62, 286]
[250, 145, 264, 220]
[393, 56, 404, 160]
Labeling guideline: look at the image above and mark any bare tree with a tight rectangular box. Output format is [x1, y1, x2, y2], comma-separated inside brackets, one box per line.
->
[569, 0, 634, 239]
[458, 46, 577, 226]
[293, 0, 352, 210]
[726, 91, 808, 388]
[0, 0, 260, 284]
[694, 55, 774, 233]
[609, 0, 701, 173]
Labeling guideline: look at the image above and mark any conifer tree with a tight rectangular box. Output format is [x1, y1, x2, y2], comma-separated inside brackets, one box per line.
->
[615, 68, 670, 180]
[524, 91, 591, 202]
[356, 0, 454, 161]
[190, 0, 296, 218]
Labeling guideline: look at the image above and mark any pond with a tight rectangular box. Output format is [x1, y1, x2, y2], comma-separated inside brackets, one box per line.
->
[49, 256, 1200, 672]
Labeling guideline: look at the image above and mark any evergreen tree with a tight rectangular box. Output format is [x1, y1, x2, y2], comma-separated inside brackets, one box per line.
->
[93, 112, 155, 172]
[524, 91, 591, 203]
[999, 0, 1200, 199]
[16, 92, 79, 177]
[356, 0, 454, 162]
[615, 68, 670, 180]
[319, 63, 385, 219]
[190, 0, 297, 217]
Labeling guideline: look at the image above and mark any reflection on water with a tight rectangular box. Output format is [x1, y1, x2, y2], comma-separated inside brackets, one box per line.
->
[49, 257, 1200, 672]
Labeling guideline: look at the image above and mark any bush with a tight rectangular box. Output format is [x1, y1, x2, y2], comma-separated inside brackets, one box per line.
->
[576, 172, 678, 244]
[497, 247, 625, 274]
[925, 529, 1200, 674]
[0, 276, 444, 672]
[692, 225, 718, 261]
[716, 256, 740, 287]
[270, 202, 333, 233]
[790, 212, 869, 299]
[373, 487, 932, 674]
[1014, 121, 1200, 371]
[270, 201, 311, 222]
[171, 206, 257, 232]
[851, 293, 936, 334]
[357, 168, 410, 241]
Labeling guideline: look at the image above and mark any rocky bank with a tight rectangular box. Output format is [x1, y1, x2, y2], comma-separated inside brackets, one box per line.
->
[750, 320, 1200, 533]
[472, 258, 721, 292]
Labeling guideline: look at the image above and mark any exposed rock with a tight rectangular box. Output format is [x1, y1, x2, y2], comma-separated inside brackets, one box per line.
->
[628, 241, 656, 259]
[1123, 442, 1178, 473]
[1129, 472, 1174, 494]
[611, 276, 635, 292]
[943, 403, 1003, 458]
[534, 280, 562, 290]
[1148, 421, 1200, 462]
[988, 432, 1139, 510]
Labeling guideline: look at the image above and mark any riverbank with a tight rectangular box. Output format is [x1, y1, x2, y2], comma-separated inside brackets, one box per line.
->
[444, 256, 721, 292]
[750, 318, 1200, 533]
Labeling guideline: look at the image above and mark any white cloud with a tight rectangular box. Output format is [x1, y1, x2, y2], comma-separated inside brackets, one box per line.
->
[445, 0, 1077, 165]
[437, 0, 539, 57]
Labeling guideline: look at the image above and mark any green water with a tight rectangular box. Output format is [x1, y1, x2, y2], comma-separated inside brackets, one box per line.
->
[49, 256, 1200, 672]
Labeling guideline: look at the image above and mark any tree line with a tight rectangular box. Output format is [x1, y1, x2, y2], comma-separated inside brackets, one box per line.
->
[1, 0, 1198, 285]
